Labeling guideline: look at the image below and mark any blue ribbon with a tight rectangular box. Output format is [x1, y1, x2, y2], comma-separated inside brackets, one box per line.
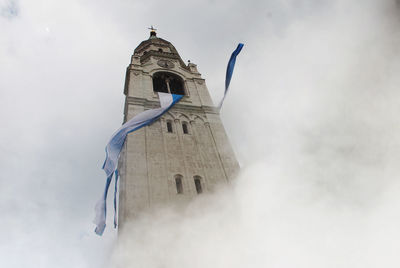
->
[219, 43, 244, 108]
[94, 93, 183, 236]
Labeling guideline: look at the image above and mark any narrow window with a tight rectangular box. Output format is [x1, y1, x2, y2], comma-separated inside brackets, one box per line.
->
[194, 176, 202, 194]
[166, 121, 173, 133]
[182, 122, 189, 134]
[175, 175, 183, 194]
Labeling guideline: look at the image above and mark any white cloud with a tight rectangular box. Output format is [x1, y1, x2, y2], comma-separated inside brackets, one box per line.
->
[0, 0, 399, 267]
[0, 0, 18, 19]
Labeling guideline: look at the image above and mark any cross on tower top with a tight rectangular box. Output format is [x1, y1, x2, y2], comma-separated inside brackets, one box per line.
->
[148, 25, 157, 38]
[148, 25, 157, 31]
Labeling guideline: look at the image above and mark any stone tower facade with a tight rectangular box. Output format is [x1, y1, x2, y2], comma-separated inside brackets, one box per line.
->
[118, 31, 239, 230]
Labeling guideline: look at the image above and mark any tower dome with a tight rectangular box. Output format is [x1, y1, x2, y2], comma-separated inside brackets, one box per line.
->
[133, 31, 190, 71]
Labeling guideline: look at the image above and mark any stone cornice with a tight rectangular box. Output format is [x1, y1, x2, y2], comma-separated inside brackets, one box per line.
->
[139, 51, 190, 71]
[126, 66, 201, 80]
[125, 96, 219, 114]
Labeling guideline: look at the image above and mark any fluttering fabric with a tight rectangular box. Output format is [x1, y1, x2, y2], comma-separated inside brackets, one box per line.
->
[219, 43, 244, 108]
[94, 92, 183, 235]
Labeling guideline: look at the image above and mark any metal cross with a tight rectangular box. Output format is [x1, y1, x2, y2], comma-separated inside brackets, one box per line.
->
[148, 25, 157, 32]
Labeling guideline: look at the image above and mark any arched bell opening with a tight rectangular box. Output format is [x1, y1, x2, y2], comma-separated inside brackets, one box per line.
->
[152, 72, 185, 95]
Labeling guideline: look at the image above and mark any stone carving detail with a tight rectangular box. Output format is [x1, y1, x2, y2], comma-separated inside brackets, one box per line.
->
[157, 59, 174, 69]
[177, 112, 190, 121]
[190, 114, 207, 123]
[141, 57, 150, 64]
[195, 80, 204, 85]
[165, 112, 208, 124]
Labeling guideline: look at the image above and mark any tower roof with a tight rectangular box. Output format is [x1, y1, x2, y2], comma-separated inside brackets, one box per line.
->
[134, 31, 189, 71]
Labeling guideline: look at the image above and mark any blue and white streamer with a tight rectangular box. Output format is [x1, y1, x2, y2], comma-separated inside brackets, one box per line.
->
[219, 43, 244, 108]
[94, 92, 183, 235]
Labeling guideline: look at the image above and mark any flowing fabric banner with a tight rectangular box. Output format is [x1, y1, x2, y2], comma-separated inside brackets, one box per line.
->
[219, 43, 244, 108]
[94, 92, 183, 235]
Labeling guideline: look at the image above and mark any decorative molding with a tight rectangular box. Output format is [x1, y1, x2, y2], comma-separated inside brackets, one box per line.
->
[164, 111, 176, 120]
[190, 114, 207, 122]
[176, 112, 190, 121]
[157, 59, 175, 69]
[141, 57, 151, 64]
[125, 97, 220, 115]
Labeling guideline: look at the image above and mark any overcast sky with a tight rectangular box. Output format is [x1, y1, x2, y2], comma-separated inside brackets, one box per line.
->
[1, 0, 400, 267]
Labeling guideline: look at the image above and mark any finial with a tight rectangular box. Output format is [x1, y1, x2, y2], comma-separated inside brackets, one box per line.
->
[148, 25, 157, 38]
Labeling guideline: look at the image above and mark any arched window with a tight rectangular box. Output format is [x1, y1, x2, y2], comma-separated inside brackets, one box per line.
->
[175, 174, 183, 194]
[182, 122, 189, 134]
[166, 120, 173, 133]
[194, 176, 202, 194]
[152, 72, 185, 95]
[158, 48, 163, 52]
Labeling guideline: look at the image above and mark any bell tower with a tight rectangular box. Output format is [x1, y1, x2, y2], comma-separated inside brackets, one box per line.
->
[118, 29, 239, 230]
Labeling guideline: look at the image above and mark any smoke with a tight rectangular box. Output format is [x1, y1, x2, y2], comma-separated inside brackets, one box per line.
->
[112, 1, 400, 267]
[0, 0, 399, 267]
